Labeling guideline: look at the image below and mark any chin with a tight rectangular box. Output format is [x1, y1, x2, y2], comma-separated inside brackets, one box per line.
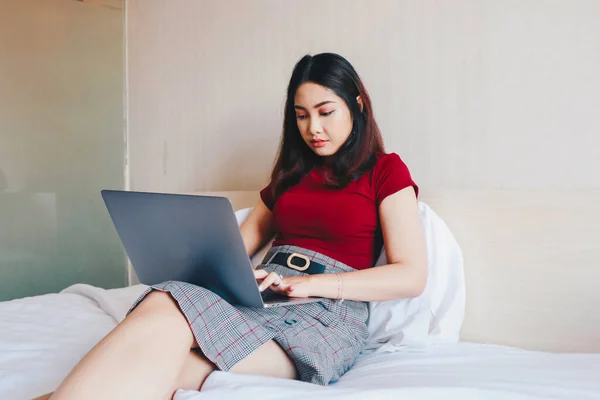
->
[313, 148, 336, 157]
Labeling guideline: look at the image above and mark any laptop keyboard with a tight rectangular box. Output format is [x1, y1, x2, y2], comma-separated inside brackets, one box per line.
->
[261, 290, 297, 304]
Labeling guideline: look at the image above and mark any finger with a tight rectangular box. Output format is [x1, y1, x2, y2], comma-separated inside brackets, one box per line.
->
[253, 269, 268, 279]
[258, 272, 281, 292]
[258, 277, 275, 292]
[268, 280, 291, 294]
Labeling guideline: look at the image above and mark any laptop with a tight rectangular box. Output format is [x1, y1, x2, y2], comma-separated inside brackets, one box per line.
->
[101, 190, 322, 308]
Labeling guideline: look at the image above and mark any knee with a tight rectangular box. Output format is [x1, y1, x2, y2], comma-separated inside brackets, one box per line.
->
[127, 290, 195, 342]
[131, 290, 182, 320]
[144, 290, 179, 307]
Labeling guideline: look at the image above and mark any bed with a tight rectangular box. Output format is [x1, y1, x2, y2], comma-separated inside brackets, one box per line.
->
[2, 189, 599, 400]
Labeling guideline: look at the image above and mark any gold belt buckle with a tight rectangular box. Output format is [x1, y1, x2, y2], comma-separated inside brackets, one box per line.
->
[286, 252, 310, 271]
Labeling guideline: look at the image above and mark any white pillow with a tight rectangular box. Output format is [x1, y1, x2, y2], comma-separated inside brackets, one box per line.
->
[235, 208, 274, 267]
[366, 201, 465, 352]
[234, 202, 465, 351]
[421, 202, 466, 345]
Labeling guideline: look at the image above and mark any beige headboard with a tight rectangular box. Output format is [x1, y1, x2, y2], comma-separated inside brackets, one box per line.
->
[189, 190, 600, 353]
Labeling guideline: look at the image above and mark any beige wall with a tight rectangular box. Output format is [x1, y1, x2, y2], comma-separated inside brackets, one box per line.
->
[125, 2, 600, 350]
[127, 0, 600, 193]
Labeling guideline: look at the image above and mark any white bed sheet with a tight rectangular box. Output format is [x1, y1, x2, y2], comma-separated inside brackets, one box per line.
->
[181, 343, 600, 400]
[0, 288, 119, 400]
[1, 285, 599, 400]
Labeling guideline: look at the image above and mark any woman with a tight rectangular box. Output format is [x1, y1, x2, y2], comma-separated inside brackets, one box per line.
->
[39, 53, 427, 400]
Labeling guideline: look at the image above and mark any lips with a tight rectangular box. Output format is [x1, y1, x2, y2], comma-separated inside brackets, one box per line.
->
[311, 140, 327, 148]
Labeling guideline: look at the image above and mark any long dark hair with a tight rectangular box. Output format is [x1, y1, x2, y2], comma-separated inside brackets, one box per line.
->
[268, 53, 385, 201]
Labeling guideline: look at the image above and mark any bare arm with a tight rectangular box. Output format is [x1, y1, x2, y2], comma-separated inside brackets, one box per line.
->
[240, 198, 275, 263]
[259, 186, 428, 302]
[310, 186, 428, 301]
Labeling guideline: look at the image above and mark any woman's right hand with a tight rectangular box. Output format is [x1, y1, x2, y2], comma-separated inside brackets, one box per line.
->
[253, 269, 281, 292]
[253, 269, 313, 298]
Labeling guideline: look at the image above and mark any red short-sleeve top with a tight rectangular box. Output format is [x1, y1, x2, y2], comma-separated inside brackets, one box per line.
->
[260, 152, 418, 270]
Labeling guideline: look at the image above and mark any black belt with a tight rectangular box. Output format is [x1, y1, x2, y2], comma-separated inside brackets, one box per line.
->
[270, 252, 326, 275]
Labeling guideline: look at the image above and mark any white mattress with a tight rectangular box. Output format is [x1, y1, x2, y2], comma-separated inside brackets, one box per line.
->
[1, 285, 599, 400]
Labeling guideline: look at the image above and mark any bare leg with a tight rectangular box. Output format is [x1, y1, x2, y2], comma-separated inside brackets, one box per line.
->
[49, 291, 198, 400]
[33, 339, 296, 400]
[33, 291, 298, 400]
[33, 347, 214, 400]
[167, 348, 215, 395]
[230, 339, 298, 379]
[164, 327, 297, 394]
[165, 337, 297, 397]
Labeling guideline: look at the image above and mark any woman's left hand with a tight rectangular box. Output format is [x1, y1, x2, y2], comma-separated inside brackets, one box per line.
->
[253, 270, 313, 298]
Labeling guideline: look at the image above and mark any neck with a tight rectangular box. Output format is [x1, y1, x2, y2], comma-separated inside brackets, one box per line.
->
[316, 155, 335, 168]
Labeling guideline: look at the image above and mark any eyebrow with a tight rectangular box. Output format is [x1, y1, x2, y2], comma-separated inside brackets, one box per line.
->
[294, 101, 336, 110]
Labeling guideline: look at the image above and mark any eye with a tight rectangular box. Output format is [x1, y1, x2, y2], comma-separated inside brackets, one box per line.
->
[296, 114, 308, 120]
[321, 110, 335, 117]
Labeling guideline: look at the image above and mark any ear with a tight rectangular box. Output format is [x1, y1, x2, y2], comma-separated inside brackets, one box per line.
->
[356, 95, 364, 112]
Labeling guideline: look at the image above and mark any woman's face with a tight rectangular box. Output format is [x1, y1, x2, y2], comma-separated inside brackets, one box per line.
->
[294, 82, 360, 160]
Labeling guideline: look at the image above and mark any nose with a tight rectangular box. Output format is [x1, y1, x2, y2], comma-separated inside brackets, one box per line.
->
[308, 116, 323, 135]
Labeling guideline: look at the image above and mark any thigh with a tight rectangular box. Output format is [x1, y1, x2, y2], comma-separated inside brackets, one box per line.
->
[229, 339, 298, 380]
[130, 290, 200, 348]
[128, 282, 284, 373]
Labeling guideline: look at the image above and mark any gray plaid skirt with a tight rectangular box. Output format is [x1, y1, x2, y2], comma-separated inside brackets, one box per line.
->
[126, 244, 370, 385]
